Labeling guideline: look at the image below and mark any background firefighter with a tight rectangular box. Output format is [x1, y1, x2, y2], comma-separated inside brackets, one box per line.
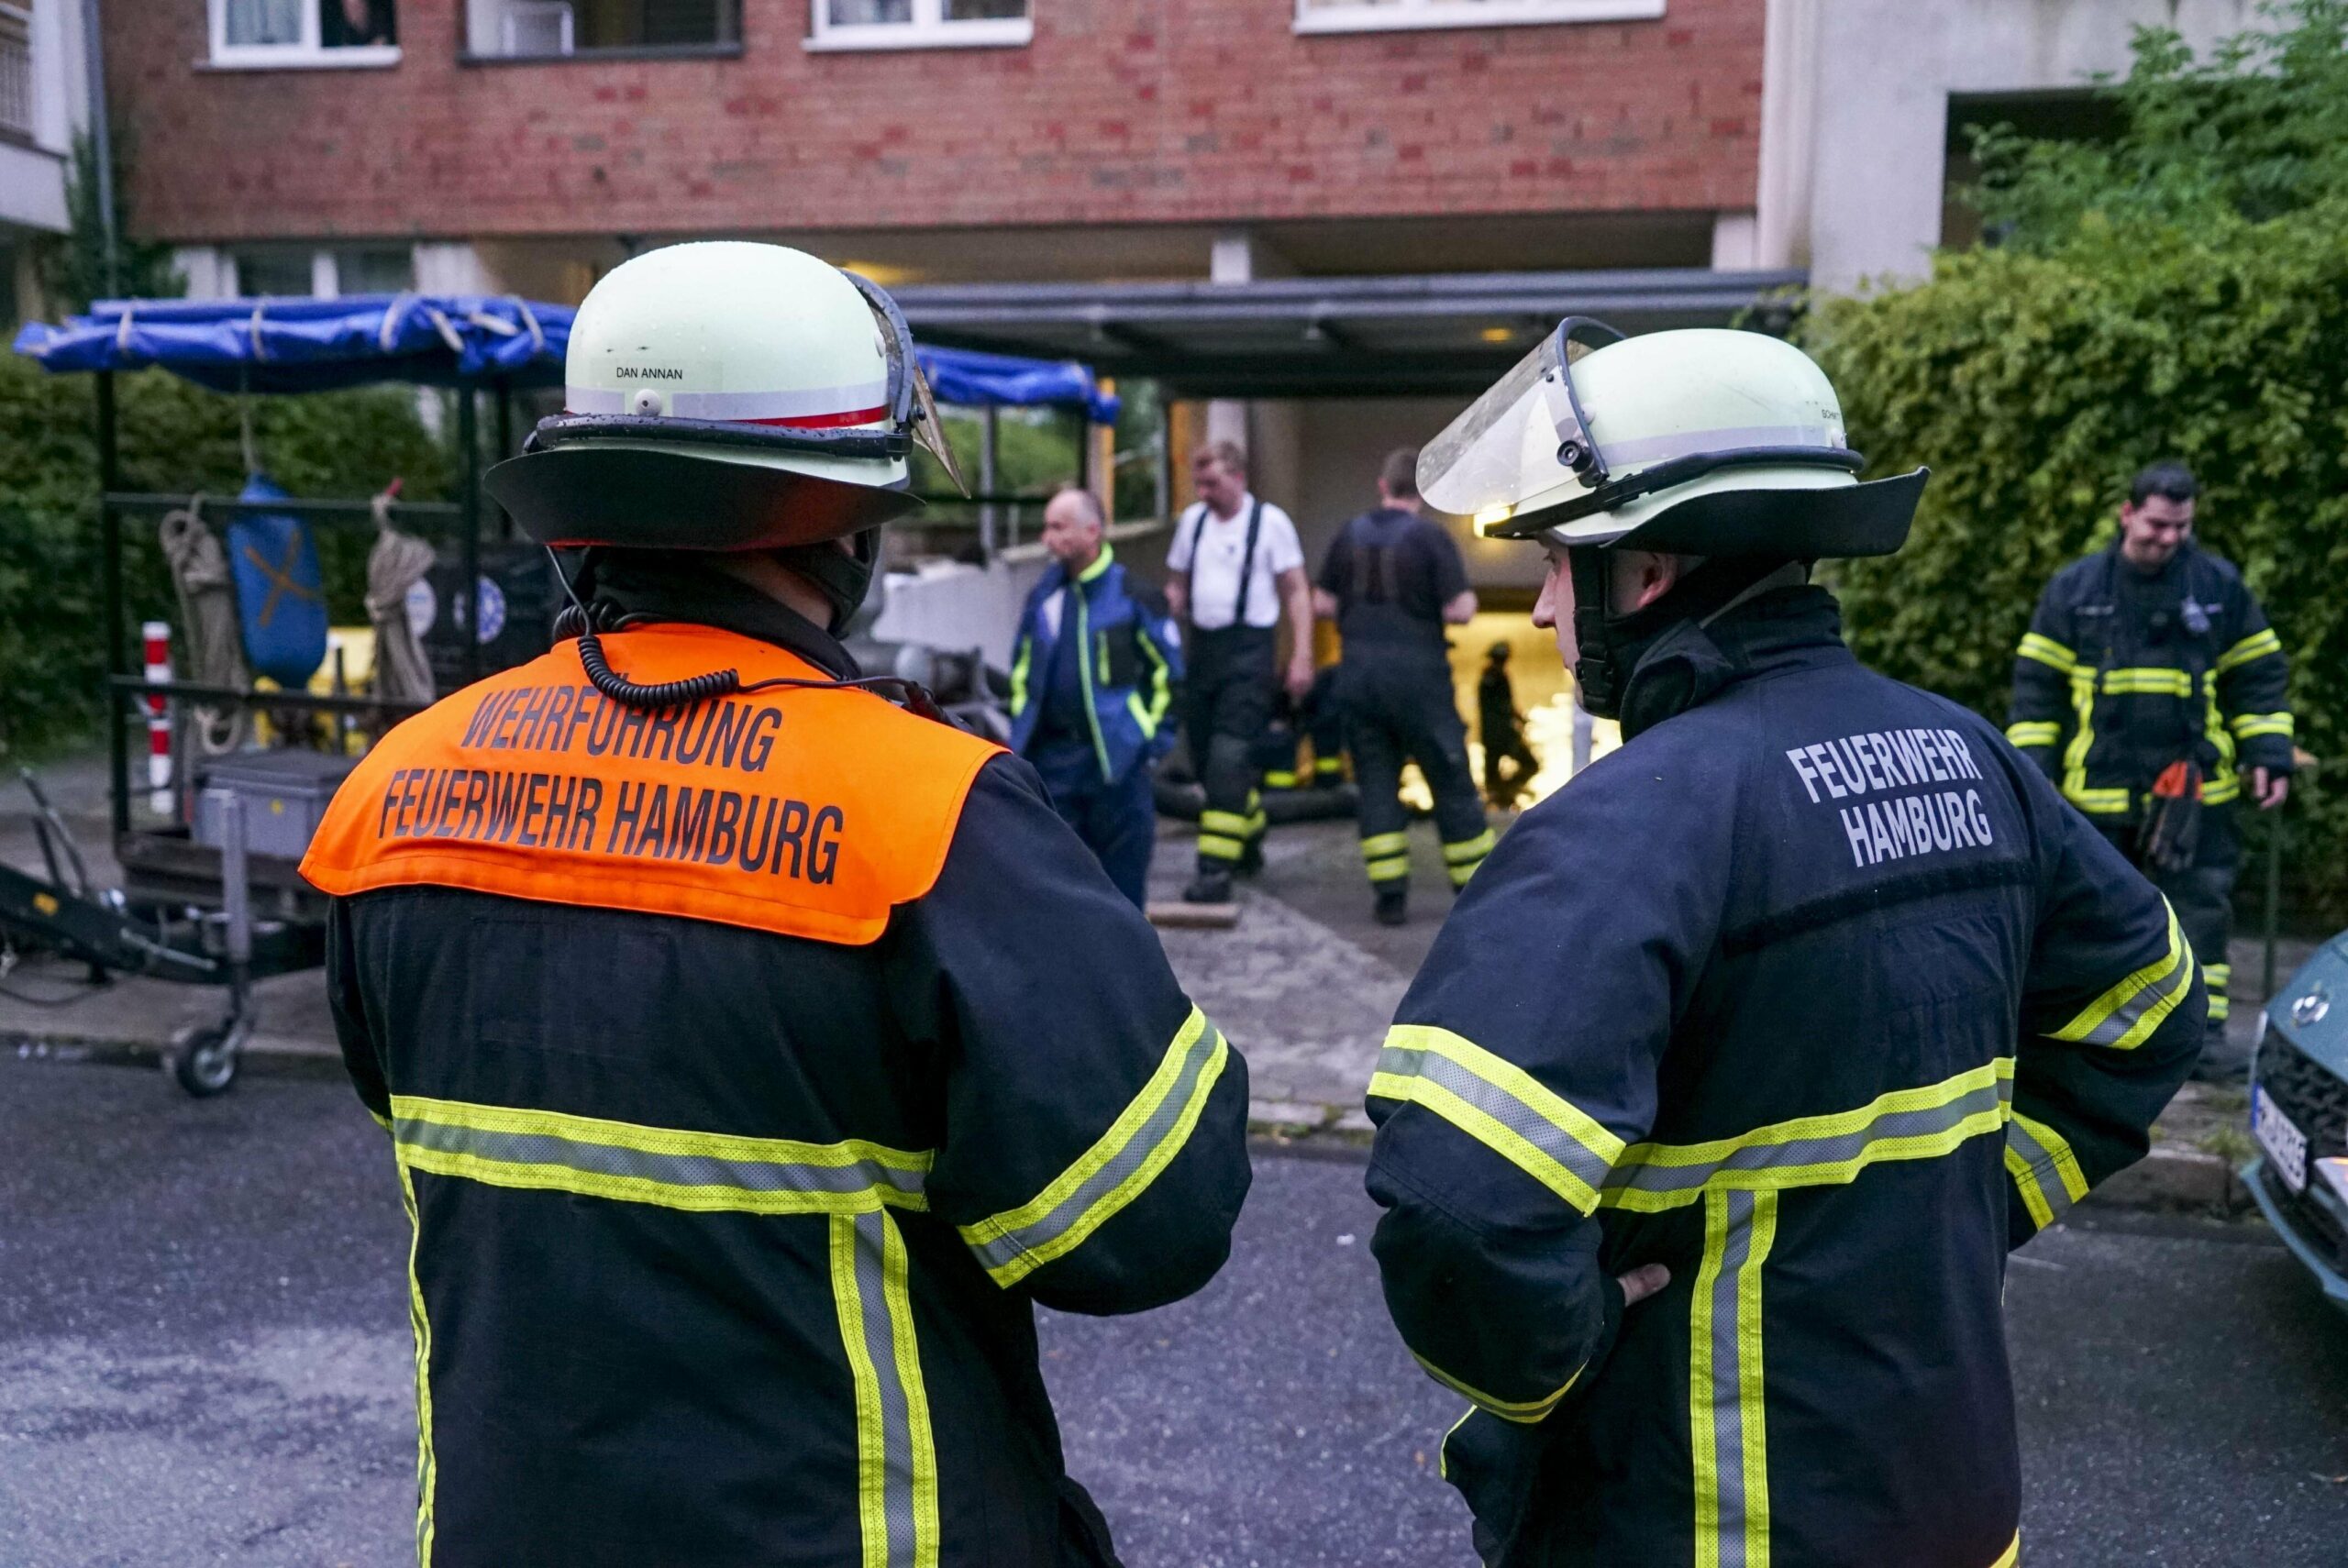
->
[2006, 461, 2292, 1081]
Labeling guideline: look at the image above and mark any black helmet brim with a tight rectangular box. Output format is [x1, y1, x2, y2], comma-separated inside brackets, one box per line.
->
[486, 447, 925, 552]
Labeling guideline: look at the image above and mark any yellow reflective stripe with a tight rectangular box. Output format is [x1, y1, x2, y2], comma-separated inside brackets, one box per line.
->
[2047, 902, 2194, 1049]
[1988, 1532, 2021, 1568]
[2215, 626, 2282, 675]
[1691, 1186, 1778, 1568]
[832, 1215, 891, 1568]
[2004, 721, 2061, 748]
[1197, 833, 1246, 861]
[1008, 638, 1031, 718]
[2205, 963, 2230, 991]
[1600, 1059, 2013, 1214]
[2209, 995, 2232, 1021]
[2015, 633, 2077, 673]
[1262, 768, 1300, 789]
[389, 1096, 932, 1216]
[1200, 810, 1254, 836]
[1443, 829, 1498, 864]
[371, 1108, 394, 1133]
[1411, 1350, 1581, 1425]
[2229, 712, 2293, 739]
[2006, 1110, 2089, 1231]
[2099, 667, 2193, 696]
[2064, 787, 2132, 814]
[1437, 1405, 1475, 1481]
[958, 1009, 1229, 1287]
[886, 1215, 942, 1568]
[1360, 831, 1411, 858]
[2203, 774, 2240, 805]
[1368, 1024, 1626, 1215]
[1366, 856, 1411, 882]
[1447, 857, 1484, 889]
[831, 1215, 938, 1568]
[1126, 691, 1157, 740]
[1135, 624, 1172, 734]
[2061, 670, 2099, 806]
[395, 1161, 438, 1568]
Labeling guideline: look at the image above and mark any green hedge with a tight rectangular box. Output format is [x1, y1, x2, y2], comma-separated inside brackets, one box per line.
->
[1802, 212, 2348, 920]
[0, 357, 453, 755]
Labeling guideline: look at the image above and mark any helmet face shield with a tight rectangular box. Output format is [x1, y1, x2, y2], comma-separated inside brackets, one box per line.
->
[1418, 320, 1616, 527]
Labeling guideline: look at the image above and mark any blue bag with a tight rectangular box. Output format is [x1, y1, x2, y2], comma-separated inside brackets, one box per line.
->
[226, 473, 328, 688]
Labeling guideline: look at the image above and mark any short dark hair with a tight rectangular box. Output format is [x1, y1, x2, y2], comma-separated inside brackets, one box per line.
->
[1379, 447, 1421, 501]
[2129, 461, 2198, 508]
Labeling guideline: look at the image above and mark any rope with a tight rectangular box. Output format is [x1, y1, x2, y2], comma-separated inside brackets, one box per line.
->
[364, 489, 437, 705]
[157, 497, 249, 756]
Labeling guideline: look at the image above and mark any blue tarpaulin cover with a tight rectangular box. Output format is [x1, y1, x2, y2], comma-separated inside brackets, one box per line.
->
[14, 296, 1120, 419]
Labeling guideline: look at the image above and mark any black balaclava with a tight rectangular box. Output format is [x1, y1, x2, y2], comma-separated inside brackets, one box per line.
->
[776, 528, 880, 635]
[1567, 548, 1800, 724]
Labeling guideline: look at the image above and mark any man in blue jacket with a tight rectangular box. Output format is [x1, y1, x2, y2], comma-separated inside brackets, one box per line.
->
[1009, 487, 1181, 907]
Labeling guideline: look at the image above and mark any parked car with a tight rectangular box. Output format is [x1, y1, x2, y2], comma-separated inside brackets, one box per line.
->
[2247, 934, 2348, 1310]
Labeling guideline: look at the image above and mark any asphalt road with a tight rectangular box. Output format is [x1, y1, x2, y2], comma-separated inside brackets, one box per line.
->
[4, 1051, 2345, 1568]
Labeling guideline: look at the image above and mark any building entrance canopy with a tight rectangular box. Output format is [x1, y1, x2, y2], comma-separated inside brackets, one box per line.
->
[895, 266, 1807, 400]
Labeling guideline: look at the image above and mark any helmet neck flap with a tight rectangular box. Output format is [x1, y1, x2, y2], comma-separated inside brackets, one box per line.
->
[1567, 550, 1807, 732]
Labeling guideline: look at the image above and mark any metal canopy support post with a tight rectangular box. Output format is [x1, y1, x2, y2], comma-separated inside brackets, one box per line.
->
[978, 406, 999, 561]
[458, 387, 482, 685]
[97, 370, 129, 840]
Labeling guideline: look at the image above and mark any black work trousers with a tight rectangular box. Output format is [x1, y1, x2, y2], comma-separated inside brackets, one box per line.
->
[1339, 652, 1491, 894]
[2098, 802, 2238, 1056]
[1185, 625, 1276, 873]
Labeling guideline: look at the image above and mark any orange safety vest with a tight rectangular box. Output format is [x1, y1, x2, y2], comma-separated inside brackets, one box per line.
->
[302, 623, 1002, 945]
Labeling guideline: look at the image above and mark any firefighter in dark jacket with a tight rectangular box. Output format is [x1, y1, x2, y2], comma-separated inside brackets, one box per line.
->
[302, 243, 1251, 1568]
[1314, 447, 1491, 925]
[1007, 486, 1180, 908]
[2008, 461, 2291, 1078]
[1371, 322, 2200, 1568]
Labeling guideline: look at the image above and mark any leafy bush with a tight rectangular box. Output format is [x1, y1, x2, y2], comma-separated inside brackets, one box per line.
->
[1807, 2, 2348, 920]
[0, 356, 452, 755]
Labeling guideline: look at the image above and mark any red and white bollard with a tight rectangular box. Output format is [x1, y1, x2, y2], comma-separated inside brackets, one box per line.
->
[142, 621, 173, 817]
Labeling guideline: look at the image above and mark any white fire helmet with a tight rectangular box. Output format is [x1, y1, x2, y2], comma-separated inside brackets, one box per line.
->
[487, 241, 962, 552]
[1418, 321, 1926, 558]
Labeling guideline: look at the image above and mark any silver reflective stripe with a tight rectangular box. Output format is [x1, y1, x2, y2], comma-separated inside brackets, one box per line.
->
[398, 1118, 928, 1203]
[1600, 423, 1834, 467]
[961, 1018, 1225, 1280]
[2005, 1115, 2082, 1225]
[1693, 1187, 1778, 1568]
[1375, 1043, 1615, 1198]
[832, 1210, 936, 1568]
[1604, 1075, 2010, 1205]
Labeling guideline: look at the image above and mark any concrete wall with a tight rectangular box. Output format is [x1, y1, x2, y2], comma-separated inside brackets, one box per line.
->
[1761, 0, 2255, 292]
[109, 0, 1762, 245]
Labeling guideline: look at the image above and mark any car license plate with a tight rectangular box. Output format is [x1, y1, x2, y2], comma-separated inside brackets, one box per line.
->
[2253, 1086, 2309, 1194]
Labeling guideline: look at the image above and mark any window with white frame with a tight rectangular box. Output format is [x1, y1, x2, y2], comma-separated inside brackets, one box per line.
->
[807, 0, 1030, 52]
[208, 0, 400, 68]
[1293, 0, 1663, 35]
[471, 0, 743, 60]
[227, 245, 415, 298]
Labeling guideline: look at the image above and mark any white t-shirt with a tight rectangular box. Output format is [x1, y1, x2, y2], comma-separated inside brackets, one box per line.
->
[1168, 493, 1304, 631]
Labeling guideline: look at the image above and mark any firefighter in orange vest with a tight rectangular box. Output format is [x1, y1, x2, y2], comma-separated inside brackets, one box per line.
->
[302, 242, 1252, 1568]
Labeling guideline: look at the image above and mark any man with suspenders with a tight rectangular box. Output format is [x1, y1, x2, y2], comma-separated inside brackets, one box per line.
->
[1164, 439, 1316, 904]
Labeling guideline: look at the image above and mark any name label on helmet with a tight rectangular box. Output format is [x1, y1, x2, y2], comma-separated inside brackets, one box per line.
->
[615, 365, 687, 381]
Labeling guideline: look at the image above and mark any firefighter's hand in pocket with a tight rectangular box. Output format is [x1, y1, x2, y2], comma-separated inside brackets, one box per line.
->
[1618, 1264, 1670, 1308]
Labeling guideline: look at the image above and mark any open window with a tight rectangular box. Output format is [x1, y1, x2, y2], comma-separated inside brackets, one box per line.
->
[806, 0, 1030, 53]
[207, 0, 400, 68]
[468, 0, 743, 60]
[1292, 0, 1662, 36]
